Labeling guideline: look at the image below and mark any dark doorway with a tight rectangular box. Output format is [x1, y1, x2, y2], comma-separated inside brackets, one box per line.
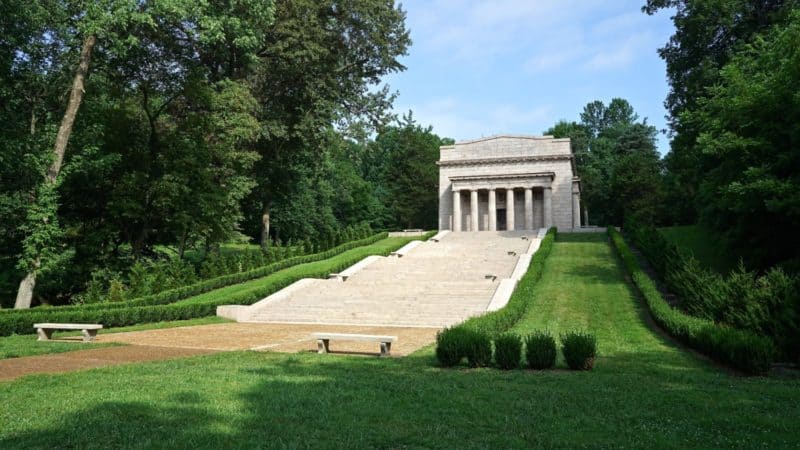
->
[496, 209, 507, 231]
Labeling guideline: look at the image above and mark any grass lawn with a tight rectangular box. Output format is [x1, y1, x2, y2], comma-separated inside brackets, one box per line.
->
[659, 224, 739, 273]
[0, 317, 229, 360]
[0, 233, 798, 447]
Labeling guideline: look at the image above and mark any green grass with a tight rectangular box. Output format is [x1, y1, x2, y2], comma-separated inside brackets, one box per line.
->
[0, 317, 229, 360]
[659, 224, 738, 273]
[0, 232, 798, 447]
[173, 236, 423, 306]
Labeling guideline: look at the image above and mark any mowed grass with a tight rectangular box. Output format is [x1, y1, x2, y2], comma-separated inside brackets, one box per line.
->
[1, 233, 799, 448]
[659, 224, 738, 273]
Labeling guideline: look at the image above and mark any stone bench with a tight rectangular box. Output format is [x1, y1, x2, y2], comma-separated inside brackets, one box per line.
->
[311, 332, 397, 356]
[34, 323, 103, 342]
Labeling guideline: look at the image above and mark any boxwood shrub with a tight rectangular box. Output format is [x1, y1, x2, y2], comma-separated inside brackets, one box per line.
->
[608, 227, 775, 375]
[465, 329, 492, 368]
[435, 326, 471, 367]
[525, 331, 557, 369]
[561, 331, 597, 370]
[493, 333, 522, 370]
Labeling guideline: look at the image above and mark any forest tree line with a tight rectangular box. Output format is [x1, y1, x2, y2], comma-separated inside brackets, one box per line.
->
[0, 0, 446, 308]
[552, 0, 800, 274]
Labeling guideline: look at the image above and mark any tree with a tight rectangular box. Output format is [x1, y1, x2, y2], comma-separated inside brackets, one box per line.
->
[245, 0, 410, 246]
[546, 99, 662, 226]
[643, 0, 797, 224]
[6, 1, 273, 307]
[368, 113, 450, 230]
[684, 10, 800, 268]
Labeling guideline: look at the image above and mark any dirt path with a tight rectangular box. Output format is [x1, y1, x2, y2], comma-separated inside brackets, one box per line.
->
[1, 323, 440, 382]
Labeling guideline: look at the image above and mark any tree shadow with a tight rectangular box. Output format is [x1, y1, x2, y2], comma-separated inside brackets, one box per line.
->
[556, 232, 608, 243]
[2, 348, 799, 448]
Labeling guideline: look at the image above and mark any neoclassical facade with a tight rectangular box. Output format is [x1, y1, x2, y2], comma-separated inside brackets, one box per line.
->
[438, 135, 581, 231]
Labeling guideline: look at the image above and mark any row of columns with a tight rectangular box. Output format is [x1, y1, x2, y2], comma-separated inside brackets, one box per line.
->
[452, 187, 553, 231]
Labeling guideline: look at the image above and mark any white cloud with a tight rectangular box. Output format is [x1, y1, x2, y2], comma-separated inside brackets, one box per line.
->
[405, 1, 656, 74]
[400, 97, 552, 141]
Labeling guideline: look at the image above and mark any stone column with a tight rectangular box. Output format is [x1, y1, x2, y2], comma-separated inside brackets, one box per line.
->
[470, 190, 479, 232]
[452, 189, 461, 232]
[506, 188, 515, 231]
[572, 192, 581, 229]
[543, 187, 553, 228]
[488, 189, 497, 231]
[524, 188, 533, 230]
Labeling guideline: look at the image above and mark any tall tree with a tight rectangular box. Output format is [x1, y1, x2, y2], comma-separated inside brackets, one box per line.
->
[369, 113, 451, 230]
[245, 0, 410, 246]
[547, 99, 662, 226]
[643, 0, 797, 224]
[684, 10, 800, 268]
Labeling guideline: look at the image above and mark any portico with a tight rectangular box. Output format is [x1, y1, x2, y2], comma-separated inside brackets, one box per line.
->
[438, 135, 582, 231]
[449, 173, 555, 231]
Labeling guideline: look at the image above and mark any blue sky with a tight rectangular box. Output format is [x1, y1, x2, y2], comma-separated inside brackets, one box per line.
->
[382, 0, 675, 154]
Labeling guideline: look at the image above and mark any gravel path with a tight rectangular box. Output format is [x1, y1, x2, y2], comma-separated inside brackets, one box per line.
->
[0, 323, 439, 382]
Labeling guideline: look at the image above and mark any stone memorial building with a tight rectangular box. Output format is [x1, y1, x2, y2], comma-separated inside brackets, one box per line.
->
[438, 135, 582, 231]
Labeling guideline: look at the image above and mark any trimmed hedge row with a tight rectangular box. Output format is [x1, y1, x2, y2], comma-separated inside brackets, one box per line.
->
[458, 228, 556, 335]
[0, 232, 417, 336]
[0, 233, 388, 318]
[436, 328, 596, 371]
[608, 227, 774, 375]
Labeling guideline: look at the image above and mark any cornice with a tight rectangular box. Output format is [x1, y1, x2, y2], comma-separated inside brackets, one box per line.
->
[437, 154, 573, 167]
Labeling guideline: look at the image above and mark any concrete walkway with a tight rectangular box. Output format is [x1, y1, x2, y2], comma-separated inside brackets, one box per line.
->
[228, 231, 537, 327]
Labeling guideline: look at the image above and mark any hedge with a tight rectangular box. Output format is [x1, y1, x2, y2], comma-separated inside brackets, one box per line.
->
[0, 232, 427, 336]
[608, 227, 774, 375]
[0, 233, 388, 319]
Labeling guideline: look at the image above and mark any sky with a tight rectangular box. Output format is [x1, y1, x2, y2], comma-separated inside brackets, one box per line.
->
[382, 0, 676, 154]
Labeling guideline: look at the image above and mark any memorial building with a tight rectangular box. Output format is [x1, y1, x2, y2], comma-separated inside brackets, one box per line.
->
[437, 135, 582, 231]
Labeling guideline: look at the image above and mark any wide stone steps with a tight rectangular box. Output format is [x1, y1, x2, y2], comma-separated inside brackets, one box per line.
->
[234, 231, 535, 327]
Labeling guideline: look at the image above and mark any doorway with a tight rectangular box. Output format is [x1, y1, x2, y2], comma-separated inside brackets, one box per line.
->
[496, 209, 506, 231]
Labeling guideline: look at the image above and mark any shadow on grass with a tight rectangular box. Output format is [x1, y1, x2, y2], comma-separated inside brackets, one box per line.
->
[563, 263, 623, 285]
[556, 232, 608, 243]
[3, 348, 800, 448]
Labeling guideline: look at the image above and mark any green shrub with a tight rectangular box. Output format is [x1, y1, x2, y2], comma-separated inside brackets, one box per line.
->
[435, 326, 471, 367]
[465, 329, 492, 368]
[493, 333, 522, 370]
[561, 331, 597, 370]
[609, 226, 775, 374]
[625, 218, 799, 362]
[525, 331, 557, 370]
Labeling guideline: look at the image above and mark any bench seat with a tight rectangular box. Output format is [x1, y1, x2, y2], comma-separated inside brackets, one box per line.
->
[311, 332, 398, 356]
[33, 323, 103, 342]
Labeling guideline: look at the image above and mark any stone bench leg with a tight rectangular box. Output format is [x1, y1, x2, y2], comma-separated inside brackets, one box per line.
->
[81, 329, 98, 342]
[380, 342, 391, 357]
[317, 339, 330, 354]
[37, 328, 54, 341]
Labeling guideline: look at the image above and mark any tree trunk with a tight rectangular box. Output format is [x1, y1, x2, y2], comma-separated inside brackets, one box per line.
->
[14, 34, 96, 309]
[46, 34, 96, 182]
[14, 269, 37, 309]
[260, 206, 271, 248]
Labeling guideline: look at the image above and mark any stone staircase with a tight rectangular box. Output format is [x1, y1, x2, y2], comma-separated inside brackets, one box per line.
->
[220, 231, 537, 328]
